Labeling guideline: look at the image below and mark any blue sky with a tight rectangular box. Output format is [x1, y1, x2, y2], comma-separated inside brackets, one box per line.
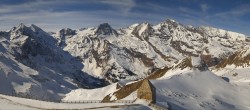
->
[0, 0, 249, 35]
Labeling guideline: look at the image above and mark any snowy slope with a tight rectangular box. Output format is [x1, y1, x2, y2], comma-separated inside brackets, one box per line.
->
[95, 56, 250, 110]
[151, 70, 250, 110]
[62, 83, 118, 101]
[0, 94, 144, 110]
[213, 67, 250, 87]
[0, 96, 39, 110]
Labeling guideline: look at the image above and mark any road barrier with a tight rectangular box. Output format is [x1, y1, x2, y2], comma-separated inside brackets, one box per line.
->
[61, 100, 134, 104]
[149, 103, 168, 110]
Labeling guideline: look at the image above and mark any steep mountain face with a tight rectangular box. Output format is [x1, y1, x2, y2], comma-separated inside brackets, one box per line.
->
[52, 20, 249, 83]
[57, 28, 76, 47]
[95, 23, 118, 36]
[0, 24, 105, 101]
[216, 46, 250, 68]
[0, 19, 250, 101]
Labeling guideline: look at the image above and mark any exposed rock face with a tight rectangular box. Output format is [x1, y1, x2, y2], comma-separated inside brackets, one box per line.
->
[56, 28, 76, 47]
[95, 23, 118, 36]
[173, 57, 192, 70]
[192, 56, 208, 71]
[137, 80, 156, 103]
[200, 54, 219, 67]
[216, 47, 250, 68]
[9, 23, 59, 64]
[59, 28, 76, 36]
[102, 67, 171, 102]
[131, 23, 154, 41]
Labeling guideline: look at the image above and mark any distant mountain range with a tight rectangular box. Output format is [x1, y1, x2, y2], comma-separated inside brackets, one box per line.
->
[0, 19, 250, 102]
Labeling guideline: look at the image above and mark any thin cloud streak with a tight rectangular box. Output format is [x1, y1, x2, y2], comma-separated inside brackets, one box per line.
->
[0, 0, 249, 36]
[200, 4, 209, 12]
[99, 0, 136, 14]
[215, 4, 250, 19]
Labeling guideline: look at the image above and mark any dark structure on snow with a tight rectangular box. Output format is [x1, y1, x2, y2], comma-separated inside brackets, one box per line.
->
[137, 79, 156, 103]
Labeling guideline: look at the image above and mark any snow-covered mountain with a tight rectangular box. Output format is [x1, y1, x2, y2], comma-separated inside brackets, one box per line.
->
[0, 19, 250, 103]
[0, 24, 106, 101]
[52, 19, 249, 82]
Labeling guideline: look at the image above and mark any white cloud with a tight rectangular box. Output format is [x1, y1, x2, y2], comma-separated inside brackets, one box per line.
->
[99, 0, 136, 14]
[200, 4, 209, 12]
[215, 8, 250, 18]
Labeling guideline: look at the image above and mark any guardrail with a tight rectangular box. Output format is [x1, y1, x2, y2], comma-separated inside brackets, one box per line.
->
[61, 100, 101, 103]
[61, 100, 134, 103]
[114, 100, 134, 103]
[149, 103, 168, 110]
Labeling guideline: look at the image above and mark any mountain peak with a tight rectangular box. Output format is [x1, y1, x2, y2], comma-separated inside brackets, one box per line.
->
[99, 23, 110, 27]
[59, 28, 76, 36]
[135, 23, 152, 36]
[30, 24, 40, 29]
[164, 19, 180, 26]
[131, 22, 154, 40]
[165, 18, 177, 23]
[12, 23, 28, 31]
[30, 24, 44, 33]
[18, 23, 26, 27]
[10, 23, 30, 37]
[95, 23, 118, 36]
